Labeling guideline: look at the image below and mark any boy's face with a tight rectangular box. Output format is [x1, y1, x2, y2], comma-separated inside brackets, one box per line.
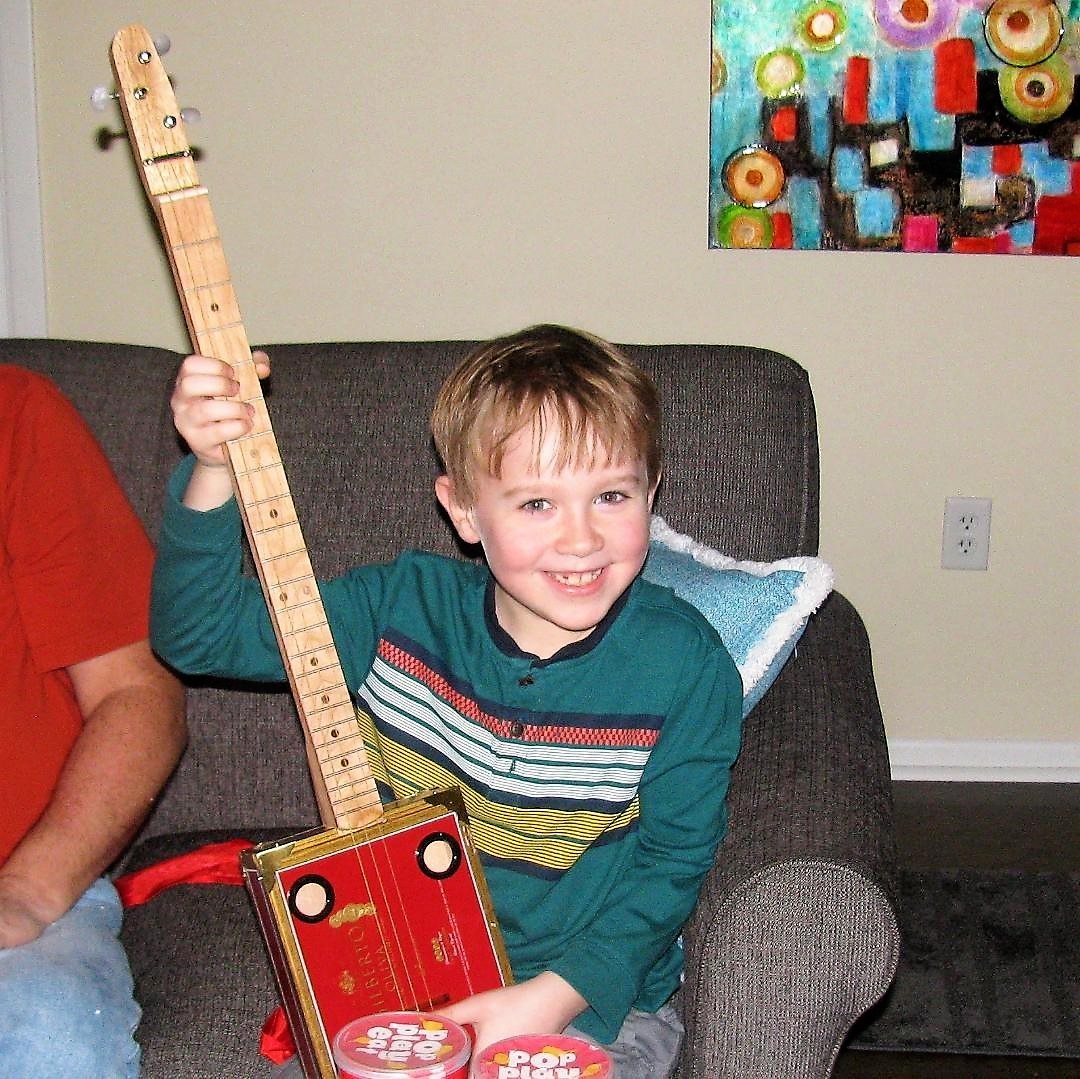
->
[436, 419, 658, 660]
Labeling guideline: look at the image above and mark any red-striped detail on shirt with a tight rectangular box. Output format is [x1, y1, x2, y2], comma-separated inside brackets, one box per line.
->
[377, 639, 660, 750]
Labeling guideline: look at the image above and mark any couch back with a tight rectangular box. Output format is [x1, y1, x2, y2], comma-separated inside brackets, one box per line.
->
[3, 337, 819, 837]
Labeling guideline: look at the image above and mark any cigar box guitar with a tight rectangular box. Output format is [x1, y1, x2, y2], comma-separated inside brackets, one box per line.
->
[108, 26, 511, 1077]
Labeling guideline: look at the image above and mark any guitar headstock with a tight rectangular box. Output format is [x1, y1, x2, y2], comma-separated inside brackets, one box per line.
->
[109, 25, 199, 198]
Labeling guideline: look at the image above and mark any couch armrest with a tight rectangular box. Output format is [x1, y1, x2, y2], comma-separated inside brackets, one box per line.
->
[676, 592, 901, 1078]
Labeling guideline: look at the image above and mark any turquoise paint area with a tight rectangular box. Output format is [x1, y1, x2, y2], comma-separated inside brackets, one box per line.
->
[898, 50, 956, 152]
[832, 145, 865, 192]
[1023, 143, 1072, 196]
[854, 187, 900, 237]
[962, 144, 993, 179]
[869, 50, 898, 124]
[1010, 219, 1036, 248]
[788, 176, 824, 247]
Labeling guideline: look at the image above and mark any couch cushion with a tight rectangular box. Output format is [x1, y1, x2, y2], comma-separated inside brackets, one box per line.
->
[0, 337, 820, 839]
[119, 830, 299, 1078]
[622, 343, 819, 561]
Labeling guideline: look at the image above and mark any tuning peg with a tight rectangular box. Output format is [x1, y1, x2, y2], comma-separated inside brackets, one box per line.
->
[180, 107, 202, 125]
[153, 34, 172, 57]
[90, 85, 118, 112]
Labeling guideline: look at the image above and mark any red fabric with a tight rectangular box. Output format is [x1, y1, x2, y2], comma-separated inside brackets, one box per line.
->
[114, 838, 253, 906]
[115, 838, 298, 1063]
[260, 1006, 296, 1064]
[0, 366, 155, 864]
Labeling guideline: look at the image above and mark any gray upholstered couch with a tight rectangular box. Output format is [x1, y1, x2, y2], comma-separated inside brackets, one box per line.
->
[3, 336, 899, 1078]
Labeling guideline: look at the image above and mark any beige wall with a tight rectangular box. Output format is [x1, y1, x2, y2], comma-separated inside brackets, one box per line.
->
[32, 3, 1078, 750]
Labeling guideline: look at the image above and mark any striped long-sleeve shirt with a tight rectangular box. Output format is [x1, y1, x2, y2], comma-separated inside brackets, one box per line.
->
[151, 460, 743, 1043]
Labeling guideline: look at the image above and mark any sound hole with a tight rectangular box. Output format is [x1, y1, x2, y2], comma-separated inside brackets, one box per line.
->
[416, 832, 462, 881]
[288, 874, 335, 923]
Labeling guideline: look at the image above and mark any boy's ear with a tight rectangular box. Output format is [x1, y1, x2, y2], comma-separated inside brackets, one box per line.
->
[434, 475, 482, 545]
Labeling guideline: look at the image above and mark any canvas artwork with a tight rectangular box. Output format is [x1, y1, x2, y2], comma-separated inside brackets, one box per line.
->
[709, 0, 1080, 253]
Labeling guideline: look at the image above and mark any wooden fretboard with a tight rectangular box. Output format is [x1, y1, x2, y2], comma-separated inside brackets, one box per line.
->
[111, 24, 381, 830]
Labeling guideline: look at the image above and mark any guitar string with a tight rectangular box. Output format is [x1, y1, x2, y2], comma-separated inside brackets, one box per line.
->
[138, 62, 494, 1055]
[126, 34, 445, 1021]
[151, 150, 428, 1017]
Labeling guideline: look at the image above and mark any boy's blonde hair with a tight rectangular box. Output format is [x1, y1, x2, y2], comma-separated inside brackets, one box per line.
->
[431, 324, 661, 506]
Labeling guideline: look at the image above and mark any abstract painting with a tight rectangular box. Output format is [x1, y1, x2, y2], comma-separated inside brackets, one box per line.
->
[710, 0, 1080, 253]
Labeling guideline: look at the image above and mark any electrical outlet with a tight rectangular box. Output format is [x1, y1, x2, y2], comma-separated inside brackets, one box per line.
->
[942, 496, 992, 570]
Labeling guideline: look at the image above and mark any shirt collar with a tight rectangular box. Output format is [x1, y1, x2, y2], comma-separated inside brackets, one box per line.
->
[483, 574, 633, 666]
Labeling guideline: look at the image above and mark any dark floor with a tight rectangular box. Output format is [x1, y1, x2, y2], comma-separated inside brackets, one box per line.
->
[831, 781, 1080, 1079]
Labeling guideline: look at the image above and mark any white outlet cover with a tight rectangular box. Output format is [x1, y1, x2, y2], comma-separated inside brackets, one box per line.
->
[942, 496, 992, 571]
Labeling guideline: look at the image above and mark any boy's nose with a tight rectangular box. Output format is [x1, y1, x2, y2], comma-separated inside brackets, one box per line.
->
[556, 511, 602, 556]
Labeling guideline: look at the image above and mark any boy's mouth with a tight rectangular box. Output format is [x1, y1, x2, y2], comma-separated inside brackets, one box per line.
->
[548, 568, 603, 587]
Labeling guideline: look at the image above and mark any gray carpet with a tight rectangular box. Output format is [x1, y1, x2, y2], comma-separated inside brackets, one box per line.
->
[848, 869, 1079, 1058]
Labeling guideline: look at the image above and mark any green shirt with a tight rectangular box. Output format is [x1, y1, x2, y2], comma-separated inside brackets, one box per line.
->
[151, 460, 743, 1042]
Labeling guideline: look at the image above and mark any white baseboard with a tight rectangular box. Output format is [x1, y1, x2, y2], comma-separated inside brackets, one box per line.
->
[889, 739, 1080, 782]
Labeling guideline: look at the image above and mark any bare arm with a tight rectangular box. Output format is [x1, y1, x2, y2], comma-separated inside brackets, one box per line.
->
[441, 972, 588, 1058]
[0, 639, 186, 948]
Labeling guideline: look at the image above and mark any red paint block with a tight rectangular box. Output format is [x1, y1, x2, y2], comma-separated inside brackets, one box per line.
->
[1033, 162, 1080, 254]
[934, 38, 977, 114]
[951, 236, 997, 254]
[843, 57, 870, 126]
[902, 215, 939, 252]
[771, 106, 798, 142]
[770, 212, 793, 248]
[1033, 193, 1080, 255]
[992, 144, 1023, 176]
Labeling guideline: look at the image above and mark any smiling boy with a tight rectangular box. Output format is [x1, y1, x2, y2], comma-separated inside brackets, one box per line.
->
[151, 324, 742, 1077]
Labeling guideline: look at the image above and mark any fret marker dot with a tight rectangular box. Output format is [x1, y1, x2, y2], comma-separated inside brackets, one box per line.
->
[279, 592, 287, 603]
[330, 728, 339, 738]
[269, 508, 278, 518]
[310, 657, 319, 666]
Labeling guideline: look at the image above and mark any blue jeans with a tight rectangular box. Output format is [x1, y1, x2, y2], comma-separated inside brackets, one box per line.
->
[0, 878, 140, 1078]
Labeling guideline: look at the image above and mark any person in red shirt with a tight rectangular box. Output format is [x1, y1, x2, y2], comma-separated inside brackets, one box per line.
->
[0, 364, 186, 1077]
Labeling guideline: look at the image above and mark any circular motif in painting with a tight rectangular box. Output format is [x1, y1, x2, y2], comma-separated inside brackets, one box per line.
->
[722, 146, 787, 207]
[998, 53, 1074, 122]
[873, 0, 959, 48]
[984, 0, 1064, 66]
[712, 46, 728, 94]
[754, 48, 806, 98]
[797, 1, 849, 51]
[715, 205, 775, 248]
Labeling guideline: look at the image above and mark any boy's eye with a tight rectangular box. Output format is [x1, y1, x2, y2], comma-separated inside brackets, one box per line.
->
[597, 490, 627, 505]
[522, 498, 551, 512]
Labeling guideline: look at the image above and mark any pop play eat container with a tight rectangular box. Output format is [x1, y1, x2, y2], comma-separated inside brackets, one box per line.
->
[333, 1011, 472, 1079]
[470, 1034, 612, 1079]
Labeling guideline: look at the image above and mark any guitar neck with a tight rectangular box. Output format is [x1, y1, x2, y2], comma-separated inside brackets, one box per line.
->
[110, 26, 381, 830]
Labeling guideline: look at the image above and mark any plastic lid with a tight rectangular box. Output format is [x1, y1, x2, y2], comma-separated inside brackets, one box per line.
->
[333, 1012, 472, 1078]
[470, 1034, 613, 1078]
